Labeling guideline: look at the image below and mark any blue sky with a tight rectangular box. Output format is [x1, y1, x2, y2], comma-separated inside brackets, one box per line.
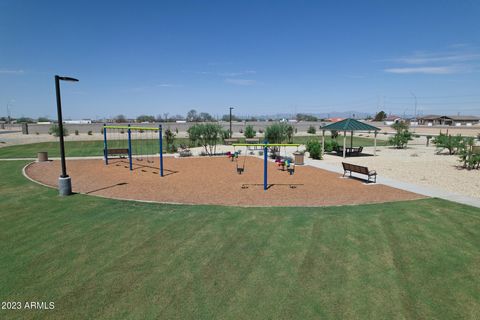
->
[1, 0, 480, 119]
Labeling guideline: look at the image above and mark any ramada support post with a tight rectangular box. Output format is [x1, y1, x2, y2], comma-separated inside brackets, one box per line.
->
[321, 130, 325, 159]
[159, 124, 164, 177]
[374, 130, 377, 156]
[343, 131, 347, 158]
[127, 124, 133, 171]
[103, 123, 108, 165]
[264, 145, 268, 191]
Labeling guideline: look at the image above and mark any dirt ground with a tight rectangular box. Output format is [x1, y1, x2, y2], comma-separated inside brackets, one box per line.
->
[25, 156, 424, 207]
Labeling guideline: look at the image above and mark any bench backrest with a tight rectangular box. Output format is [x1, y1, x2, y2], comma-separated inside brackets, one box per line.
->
[342, 162, 369, 174]
[107, 148, 129, 155]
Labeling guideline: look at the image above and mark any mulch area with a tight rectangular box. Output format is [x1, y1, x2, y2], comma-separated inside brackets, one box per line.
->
[25, 156, 425, 207]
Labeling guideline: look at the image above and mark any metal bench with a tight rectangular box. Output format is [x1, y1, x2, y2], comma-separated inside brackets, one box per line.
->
[342, 162, 377, 183]
[105, 148, 129, 158]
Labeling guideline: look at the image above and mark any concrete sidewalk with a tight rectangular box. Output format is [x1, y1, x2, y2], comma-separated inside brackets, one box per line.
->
[304, 158, 480, 209]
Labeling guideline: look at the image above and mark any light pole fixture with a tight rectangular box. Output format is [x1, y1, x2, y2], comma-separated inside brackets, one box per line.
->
[55, 75, 79, 196]
[229, 107, 234, 138]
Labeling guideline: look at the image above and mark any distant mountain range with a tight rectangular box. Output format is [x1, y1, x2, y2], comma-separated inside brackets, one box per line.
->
[252, 111, 373, 120]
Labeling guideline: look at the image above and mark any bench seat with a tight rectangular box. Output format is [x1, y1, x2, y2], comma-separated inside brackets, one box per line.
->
[342, 162, 377, 183]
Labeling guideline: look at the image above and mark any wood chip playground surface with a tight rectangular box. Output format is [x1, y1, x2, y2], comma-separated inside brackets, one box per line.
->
[25, 156, 424, 206]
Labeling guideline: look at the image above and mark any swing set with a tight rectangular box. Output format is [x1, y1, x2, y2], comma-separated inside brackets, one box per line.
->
[231, 142, 301, 190]
[103, 124, 164, 176]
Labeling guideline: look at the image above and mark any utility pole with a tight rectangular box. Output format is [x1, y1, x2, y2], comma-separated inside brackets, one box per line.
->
[229, 107, 234, 138]
[6, 103, 11, 123]
[410, 92, 417, 132]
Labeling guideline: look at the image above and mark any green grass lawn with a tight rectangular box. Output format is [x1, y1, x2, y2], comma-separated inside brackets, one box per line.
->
[0, 160, 479, 319]
[0, 135, 386, 158]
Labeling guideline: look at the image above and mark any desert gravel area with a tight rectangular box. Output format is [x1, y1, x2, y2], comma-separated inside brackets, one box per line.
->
[320, 145, 480, 199]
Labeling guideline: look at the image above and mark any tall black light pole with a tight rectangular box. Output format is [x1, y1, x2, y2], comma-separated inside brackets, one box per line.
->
[229, 107, 234, 138]
[55, 75, 79, 196]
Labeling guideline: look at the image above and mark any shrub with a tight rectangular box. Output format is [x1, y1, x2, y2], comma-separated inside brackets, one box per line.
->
[258, 129, 264, 134]
[178, 149, 192, 157]
[458, 137, 480, 170]
[164, 128, 176, 153]
[388, 122, 412, 149]
[432, 133, 463, 155]
[244, 125, 256, 138]
[307, 125, 316, 134]
[87, 130, 92, 135]
[306, 139, 322, 159]
[239, 128, 243, 134]
[221, 129, 230, 142]
[75, 130, 79, 135]
[48, 125, 69, 137]
[323, 139, 339, 152]
[330, 130, 338, 139]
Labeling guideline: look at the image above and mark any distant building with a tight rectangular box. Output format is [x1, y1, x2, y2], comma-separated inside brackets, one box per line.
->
[325, 117, 344, 123]
[64, 119, 92, 124]
[418, 115, 480, 126]
[384, 115, 402, 125]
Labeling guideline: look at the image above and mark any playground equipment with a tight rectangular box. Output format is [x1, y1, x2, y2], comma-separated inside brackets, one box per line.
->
[275, 158, 295, 175]
[103, 124, 164, 176]
[232, 142, 301, 190]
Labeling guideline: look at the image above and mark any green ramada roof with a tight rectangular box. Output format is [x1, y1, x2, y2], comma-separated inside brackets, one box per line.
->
[321, 118, 380, 131]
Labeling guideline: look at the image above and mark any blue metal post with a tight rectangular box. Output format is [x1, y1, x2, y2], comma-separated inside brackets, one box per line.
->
[159, 125, 164, 177]
[264, 145, 268, 190]
[127, 124, 133, 171]
[103, 124, 108, 165]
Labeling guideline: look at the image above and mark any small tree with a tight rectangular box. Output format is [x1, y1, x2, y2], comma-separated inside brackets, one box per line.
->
[373, 111, 387, 122]
[37, 117, 50, 122]
[286, 125, 294, 143]
[307, 125, 316, 134]
[265, 123, 292, 157]
[265, 123, 289, 144]
[199, 112, 214, 122]
[244, 125, 256, 138]
[186, 109, 199, 122]
[432, 133, 463, 155]
[49, 124, 69, 137]
[114, 114, 127, 123]
[164, 128, 176, 152]
[136, 115, 155, 123]
[458, 137, 480, 170]
[187, 123, 223, 155]
[388, 122, 412, 149]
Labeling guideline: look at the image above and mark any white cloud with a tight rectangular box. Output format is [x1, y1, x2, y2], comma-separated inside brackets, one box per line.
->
[0, 69, 24, 74]
[219, 70, 256, 77]
[384, 65, 472, 74]
[225, 78, 256, 86]
[392, 53, 480, 65]
[156, 83, 180, 88]
[384, 48, 480, 75]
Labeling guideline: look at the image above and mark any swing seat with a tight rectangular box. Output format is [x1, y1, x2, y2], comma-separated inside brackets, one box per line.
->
[237, 167, 244, 174]
[287, 168, 295, 175]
